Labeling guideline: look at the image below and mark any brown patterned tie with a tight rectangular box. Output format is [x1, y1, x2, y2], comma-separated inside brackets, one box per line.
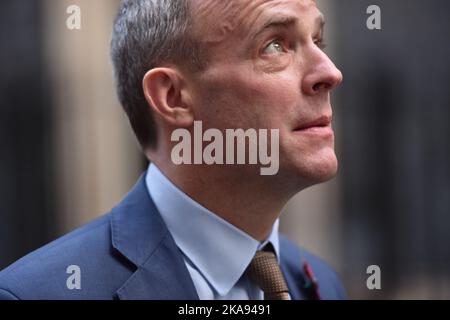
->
[246, 249, 290, 300]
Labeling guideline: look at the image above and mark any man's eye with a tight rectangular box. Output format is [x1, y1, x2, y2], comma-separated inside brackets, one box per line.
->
[262, 40, 285, 55]
[315, 38, 327, 50]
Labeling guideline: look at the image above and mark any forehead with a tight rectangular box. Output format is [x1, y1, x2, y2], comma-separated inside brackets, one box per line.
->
[192, 0, 319, 43]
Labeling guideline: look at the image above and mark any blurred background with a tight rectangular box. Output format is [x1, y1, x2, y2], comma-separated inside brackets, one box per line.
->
[0, 0, 449, 299]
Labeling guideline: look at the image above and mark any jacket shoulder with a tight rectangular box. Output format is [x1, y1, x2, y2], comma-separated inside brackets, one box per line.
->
[0, 213, 133, 300]
[280, 235, 347, 300]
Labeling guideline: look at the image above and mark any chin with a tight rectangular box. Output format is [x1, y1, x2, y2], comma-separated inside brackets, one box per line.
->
[289, 148, 339, 186]
[310, 157, 338, 183]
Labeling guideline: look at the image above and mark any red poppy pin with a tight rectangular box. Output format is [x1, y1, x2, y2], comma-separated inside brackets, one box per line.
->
[303, 262, 321, 300]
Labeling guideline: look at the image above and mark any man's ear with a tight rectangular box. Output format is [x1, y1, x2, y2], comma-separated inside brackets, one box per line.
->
[143, 68, 194, 128]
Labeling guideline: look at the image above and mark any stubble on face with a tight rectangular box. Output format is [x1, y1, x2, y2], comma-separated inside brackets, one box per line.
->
[187, 0, 338, 190]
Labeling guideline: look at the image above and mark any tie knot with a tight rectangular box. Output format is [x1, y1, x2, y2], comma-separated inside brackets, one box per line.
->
[246, 250, 290, 300]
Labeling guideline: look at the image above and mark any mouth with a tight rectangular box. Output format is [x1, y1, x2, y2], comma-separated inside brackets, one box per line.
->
[293, 116, 334, 137]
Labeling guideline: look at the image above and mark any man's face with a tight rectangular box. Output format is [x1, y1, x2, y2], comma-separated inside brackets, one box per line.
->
[187, 0, 343, 187]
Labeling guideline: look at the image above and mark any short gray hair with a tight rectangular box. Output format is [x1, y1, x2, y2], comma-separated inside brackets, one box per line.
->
[111, 0, 204, 149]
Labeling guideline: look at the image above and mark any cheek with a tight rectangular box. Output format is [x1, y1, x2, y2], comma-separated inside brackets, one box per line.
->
[263, 77, 299, 115]
[248, 76, 301, 133]
[194, 75, 257, 128]
[194, 69, 300, 131]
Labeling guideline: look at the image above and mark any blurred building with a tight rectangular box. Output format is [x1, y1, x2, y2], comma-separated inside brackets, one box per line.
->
[0, 0, 142, 269]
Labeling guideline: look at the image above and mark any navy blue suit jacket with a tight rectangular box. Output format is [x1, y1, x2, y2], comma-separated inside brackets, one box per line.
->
[0, 174, 346, 300]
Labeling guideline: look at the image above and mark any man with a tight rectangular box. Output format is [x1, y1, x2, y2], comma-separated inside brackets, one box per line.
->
[0, 0, 345, 300]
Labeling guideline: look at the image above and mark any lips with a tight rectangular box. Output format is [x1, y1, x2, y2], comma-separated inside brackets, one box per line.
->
[294, 116, 332, 132]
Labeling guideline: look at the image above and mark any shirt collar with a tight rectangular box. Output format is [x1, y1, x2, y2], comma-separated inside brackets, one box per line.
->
[145, 163, 280, 297]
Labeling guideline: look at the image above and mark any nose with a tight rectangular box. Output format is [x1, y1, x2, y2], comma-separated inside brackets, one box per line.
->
[301, 47, 343, 96]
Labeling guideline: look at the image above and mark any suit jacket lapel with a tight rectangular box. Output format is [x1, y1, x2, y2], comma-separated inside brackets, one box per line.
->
[110, 173, 199, 300]
[281, 263, 308, 300]
[279, 238, 310, 300]
[116, 234, 199, 300]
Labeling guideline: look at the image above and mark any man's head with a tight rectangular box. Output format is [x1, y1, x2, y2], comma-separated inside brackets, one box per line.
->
[111, 0, 206, 149]
[111, 0, 342, 191]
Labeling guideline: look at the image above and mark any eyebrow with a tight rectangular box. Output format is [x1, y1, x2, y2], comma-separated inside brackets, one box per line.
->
[251, 16, 298, 40]
[250, 13, 325, 40]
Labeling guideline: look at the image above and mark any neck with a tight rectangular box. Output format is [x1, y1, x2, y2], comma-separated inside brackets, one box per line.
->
[150, 155, 298, 241]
